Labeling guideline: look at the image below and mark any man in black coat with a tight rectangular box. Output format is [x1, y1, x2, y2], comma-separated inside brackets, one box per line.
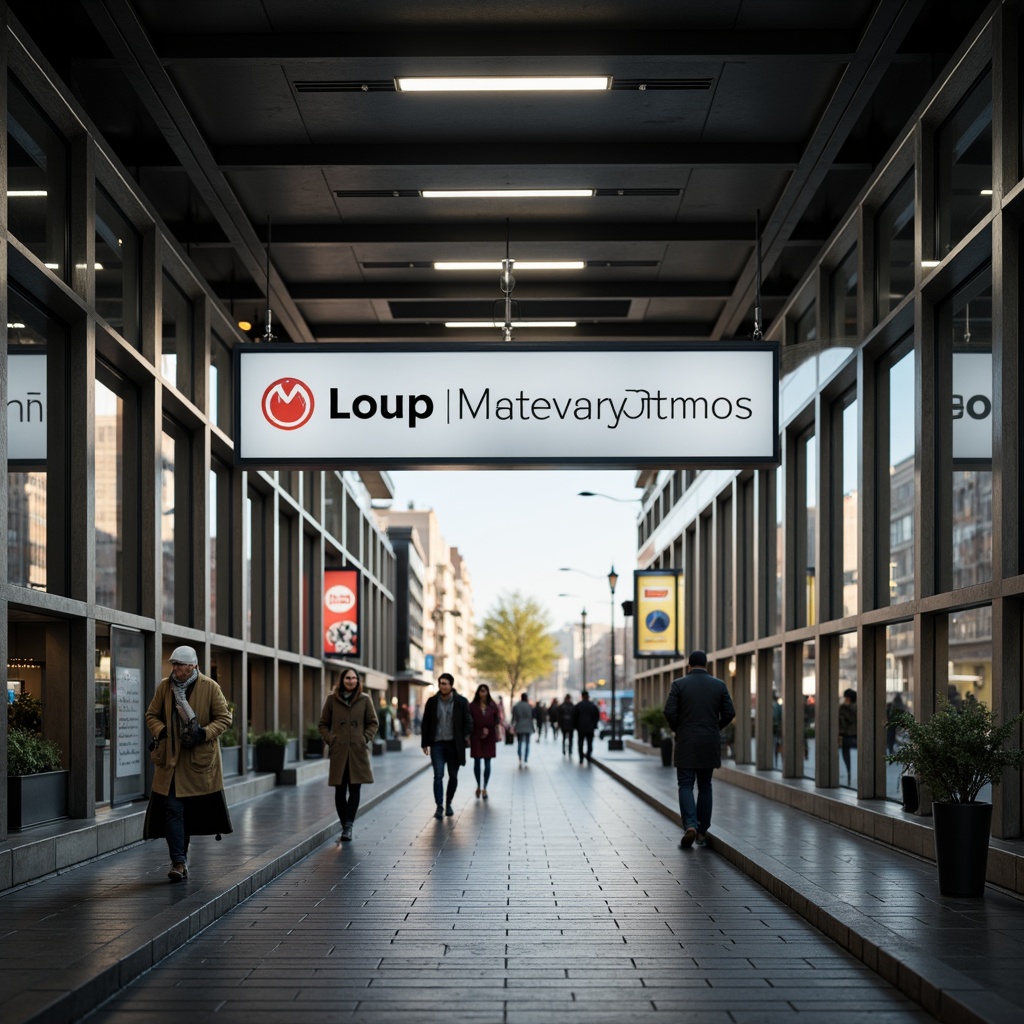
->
[557, 694, 576, 756]
[664, 650, 735, 849]
[571, 690, 601, 765]
[421, 672, 474, 819]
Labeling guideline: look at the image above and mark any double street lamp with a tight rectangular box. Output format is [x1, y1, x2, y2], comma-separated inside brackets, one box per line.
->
[607, 566, 623, 751]
[558, 593, 588, 688]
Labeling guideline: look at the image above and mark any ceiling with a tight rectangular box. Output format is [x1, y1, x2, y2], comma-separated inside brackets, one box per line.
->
[13, 0, 993, 346]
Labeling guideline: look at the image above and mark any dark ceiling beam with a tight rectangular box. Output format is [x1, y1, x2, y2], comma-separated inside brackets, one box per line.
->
[307, 322, 715, 342]
[150, 29, 858, 61]
[172, 221, 825, 247]
[81, 0, 314, 344]
[212, 142, 802, 169]
[714, 0, 927, 338]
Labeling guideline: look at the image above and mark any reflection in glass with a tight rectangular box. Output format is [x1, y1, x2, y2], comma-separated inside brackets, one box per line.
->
[774, 466, 784, 633]
[948, 606, 993, 802]
[209, 332, 233, 432]
[830, 247, 858, 341]
[771, 647, 783, 772]
[161, 430, 176, 621]
[888, 350, 915, 606]
[803, 433, 816, 627]
[96, 188, 140, 346]
[7, 77, 68, 275]
[885, 622, 915, 800]
[795, 301, 817, 346]
[936, 70, 992, 257]
[875, 174, 914, 322]
[95, 380, 123, 607]
[161, 273, 193, 398]
[841, 400, 859, 616]
[802, 641, 815, 780]
[838, 633, 858, 789]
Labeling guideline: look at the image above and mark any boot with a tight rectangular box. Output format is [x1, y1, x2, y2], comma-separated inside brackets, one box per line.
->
[341, 822, 354, 842]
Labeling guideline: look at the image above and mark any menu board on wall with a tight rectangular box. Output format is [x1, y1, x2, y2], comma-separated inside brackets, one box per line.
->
[115, 666, 143, 777]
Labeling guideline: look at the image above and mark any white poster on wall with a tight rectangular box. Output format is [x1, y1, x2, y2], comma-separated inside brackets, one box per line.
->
[952, 351, 993, 461]
[7, 352, 46, 462]
[235, 343, 780, 469]
[115, 666, 143, 777]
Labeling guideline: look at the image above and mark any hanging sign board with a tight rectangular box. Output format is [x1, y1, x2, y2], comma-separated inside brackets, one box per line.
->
[7, 351, 46, 464]
[634, 570, 685, 659]
[234, 342, 780, 469]
[324, 568, 360, 658]
[952, 351, 992, 462]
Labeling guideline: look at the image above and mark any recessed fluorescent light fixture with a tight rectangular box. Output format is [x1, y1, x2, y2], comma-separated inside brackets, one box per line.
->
[7, 322, 26, 329]
[434, 261, 585, 271]
[396, 76, 611, 92]
[7, 190, 47, 197]
[421, 188, 595, 199]
[981, 188, 994, 195]
[445, 320, 577, 328]
[921, 260, 941, 268]
[44, 262, 59, 270]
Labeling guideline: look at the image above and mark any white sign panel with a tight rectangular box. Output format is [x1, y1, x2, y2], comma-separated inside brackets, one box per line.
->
[235, 343, 780, 468]
[114, 666, 143, 777]
[7, 352, 46, 462]
[952, 351, 992, 461]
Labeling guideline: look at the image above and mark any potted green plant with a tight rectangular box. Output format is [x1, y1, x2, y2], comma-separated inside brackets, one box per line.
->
[886, 696, 1024, 896]
[304, 723, 324, 759]
[252, 730, 289, 773]
[639, 705, 673, 766]
[7, 726, 68, 831]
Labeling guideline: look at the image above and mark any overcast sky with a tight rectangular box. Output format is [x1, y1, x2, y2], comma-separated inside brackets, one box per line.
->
[388, 469, 642, 629]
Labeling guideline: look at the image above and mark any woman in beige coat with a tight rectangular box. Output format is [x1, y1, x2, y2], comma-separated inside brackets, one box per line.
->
[319, 668, 378, 841]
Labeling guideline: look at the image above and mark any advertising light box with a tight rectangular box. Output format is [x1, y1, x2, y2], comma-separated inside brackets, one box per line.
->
[234, 342, 780, 469]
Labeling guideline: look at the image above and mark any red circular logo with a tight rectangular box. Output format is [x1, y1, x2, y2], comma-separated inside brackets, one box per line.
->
[262, 378, 314, 430]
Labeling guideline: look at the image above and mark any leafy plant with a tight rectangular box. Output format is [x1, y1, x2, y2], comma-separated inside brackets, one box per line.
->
[253, 730, 288, 747]
[886, 697, 1024, 803]
[305, 724, 322, 742]
[219, 727, 239, 747]
[639, 704, 668, 742]
[7, 727, 62, 775]
[8, 693, 44, 733]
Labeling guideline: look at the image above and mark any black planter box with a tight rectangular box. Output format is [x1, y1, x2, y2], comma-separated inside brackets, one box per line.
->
[8, 770, 69, 830]
[254, 745, 286, 773]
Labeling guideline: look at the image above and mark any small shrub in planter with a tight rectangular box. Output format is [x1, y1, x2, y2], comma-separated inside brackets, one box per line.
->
[305, 724, 325, 758]
[8, 726, 62, 775]
[639, 705, 669, 746]
[219, 727, 239, 748]
[7, 726, 68, 830]
[253, 730, 288, 772]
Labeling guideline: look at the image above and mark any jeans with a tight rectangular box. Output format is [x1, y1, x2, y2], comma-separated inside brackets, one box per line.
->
[676, 767, 714, 832]
[561, 726, 574, 756]
[517, 733, 531, 762]
[473, 757, 492, 788]
[577, 730, 594, 763]
[431, 740, 461, 806]
[165, 780, 190, 865]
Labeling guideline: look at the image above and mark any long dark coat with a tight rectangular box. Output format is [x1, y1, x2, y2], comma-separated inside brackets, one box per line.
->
[469, 700, 501, 759]
[143, 672, 234, 839]
[420, 692, 473, 765]
[319, 690, 379, 785]
[664, 667, 736, 770]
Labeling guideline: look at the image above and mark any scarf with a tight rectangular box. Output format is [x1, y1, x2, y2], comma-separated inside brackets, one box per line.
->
[171, 669, 199, 727]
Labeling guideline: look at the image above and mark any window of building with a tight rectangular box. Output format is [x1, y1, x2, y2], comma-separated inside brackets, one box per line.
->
[716, 493, 733, 649]
[796, 429, 817, 627]
[936, 69, 992, 257]
[279, 511, 296, 650]
[161, 272, 193, 399]
[738, 475, 755, 642]
[161, 417, 193, 625]
[875, 173, 915, 322]
[947, 606, 992, 802]
[770, 647, 784, 773]
[884, 346, 915, 606]
[885, 621, 914, 800]
[95, 187, 141, 347]
[802, 640, 816, 781]
[208, 330, 233, 433]
[7, 76, 68, 277]
[774, 464, 784, 634]
[95, 364, 140, 612]
[837, 632, 858, 789]
[210, 459, 233, 634]
[795, 300, 817, 346]
[830, 246, 858, 341]
[839, 397, 859, 617]
[247, 488, 268, 644]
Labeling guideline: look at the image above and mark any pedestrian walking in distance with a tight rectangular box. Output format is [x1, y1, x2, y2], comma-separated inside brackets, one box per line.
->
[664, 650, 736, 849]
[469, 683, 501, 799]
[558, 694, 576, 756]
[421, 672, 473, 818]
[511, 692, 535, 766]
[319, 667, 378, 842]
[572, 690, 600, 764]
[144, 646, 233, 882]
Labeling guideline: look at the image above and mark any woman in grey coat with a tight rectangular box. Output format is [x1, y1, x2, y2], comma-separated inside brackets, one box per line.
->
[318, 668, 379, 841]
[511, 693, 535, 766]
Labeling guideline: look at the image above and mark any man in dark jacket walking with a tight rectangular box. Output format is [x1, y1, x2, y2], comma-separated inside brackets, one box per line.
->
[557, 694, 575, 756]
[571, 690, 601, 764]
[664, 650, 735, 849]
[421, 672, 474, 819]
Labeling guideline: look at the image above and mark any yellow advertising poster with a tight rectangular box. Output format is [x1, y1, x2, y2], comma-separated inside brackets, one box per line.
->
[634, 571, 679, 657]
[676, 573, 685, 655]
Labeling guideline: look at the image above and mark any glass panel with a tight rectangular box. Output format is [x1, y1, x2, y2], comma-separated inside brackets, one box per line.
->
[803, 433, 817, 627]
[161, 273, 193, 399]
[771, 647, 783, 771]
[885, 621, 914, 800]
[948, 606, 992, 802]
[6, 290, 62, 592]
[209, 468, 218, 632]
[774, 465, 784, 633]
[749, 658, 757, 763]
[7, 77, 68, 275]
[888, 350, 915, 606]
[95, 380, 123, 607]
[95, 187, 141, 347]
[936, 69, 992, 257]
[947, 275, 993, 590]
[161, 428, 176, 621]
[802, 641, 815, 780]
[875, 173, 915, 322]
[795, 301, 817, 346]
[842, 400, 859, 616]
[838, 633, 858, 790]
[830, 246, 858, 341]
[209, 331, 233, 432]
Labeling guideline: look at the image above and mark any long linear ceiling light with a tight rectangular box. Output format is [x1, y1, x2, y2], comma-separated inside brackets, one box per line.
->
[445, 320, 577, 329]
[421, 189, 594, 199]
[434, 261, 585, 271]
[395, 76, 611, 92]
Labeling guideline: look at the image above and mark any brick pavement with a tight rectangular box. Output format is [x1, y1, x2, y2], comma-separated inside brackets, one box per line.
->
[85, 740, 932, 1024]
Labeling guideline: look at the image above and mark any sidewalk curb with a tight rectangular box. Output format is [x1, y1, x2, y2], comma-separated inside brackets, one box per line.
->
[593, 755, 1021, 1024]
[18, 760, 430, 1024]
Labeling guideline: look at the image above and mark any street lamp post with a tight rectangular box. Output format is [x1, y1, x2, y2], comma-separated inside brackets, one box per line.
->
[607, 566, 623, 751]
[581, 608, 587, 689]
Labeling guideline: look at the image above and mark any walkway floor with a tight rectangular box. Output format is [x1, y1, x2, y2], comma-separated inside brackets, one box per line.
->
[85, 737, 929, 1023]
[3, 736, 1023, 1023]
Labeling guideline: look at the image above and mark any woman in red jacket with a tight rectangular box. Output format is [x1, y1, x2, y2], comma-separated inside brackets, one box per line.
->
[469, 683, 501, 800]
